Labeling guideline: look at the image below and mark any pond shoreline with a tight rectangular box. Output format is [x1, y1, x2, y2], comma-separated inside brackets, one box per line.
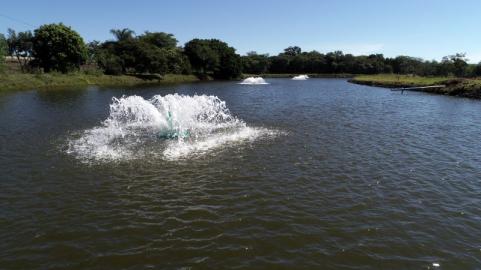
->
[349, 74, 481, 99]
[0, 73, 356, 93]
[0, 73, 200, 92]
[4, 73, 481, 100]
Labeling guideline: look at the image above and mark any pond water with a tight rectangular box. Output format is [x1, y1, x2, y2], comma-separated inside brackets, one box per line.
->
[1, 79, 480, 269]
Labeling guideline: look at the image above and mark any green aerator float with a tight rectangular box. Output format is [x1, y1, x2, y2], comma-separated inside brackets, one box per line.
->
[158, 111, 190, 139]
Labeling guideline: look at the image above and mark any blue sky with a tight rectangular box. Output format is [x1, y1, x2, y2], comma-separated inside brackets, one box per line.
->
[1, 0, 481, 62]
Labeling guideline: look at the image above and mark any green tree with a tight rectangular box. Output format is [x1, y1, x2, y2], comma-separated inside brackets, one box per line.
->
[269, 55, 289, 73]
[110, 28, 135, 41]
[325, 51, 345, 73]
[184, 39, 241, 79]
[284, 46, 301, 56]
[162, 47, 191, 74]
[32, 23, 87, 73]
[184, 39, 219, 76]
[130, 42, 168, 74]
[391, 56, 423, 74]
[96, 30, 189, 75]
[95, 39, 125, 75]
[86, 40, 101, 65]
[96, 49, 123, 75]
[6, 29, 33, 72]
[138, 32, 177, 49]
[0, 34, 7, 71]
[304, 51, 327, 73]
[137, 32, 188, 74]
[242, 51, 270, 74]
[215, 48, 242, 79]
[441, 53, 468, 77]
[288, 54, 307, 73]
[474, 62, 481, 77]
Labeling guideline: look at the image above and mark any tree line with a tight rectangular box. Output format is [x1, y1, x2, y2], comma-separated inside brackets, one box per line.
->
[242, 47, 481, 77]
[0, 23, 242, 79]
[1, 23, 481, 78]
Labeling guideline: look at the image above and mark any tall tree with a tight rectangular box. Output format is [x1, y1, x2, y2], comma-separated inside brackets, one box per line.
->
[242, 52, 270, 74]
[184, 39, 241, 79]
[86, 40, 100, 65]
[442, 53, 468, 77]
[474, 62, 481, 77]
[284, 46, 302, 56]
[0, 34, 7, 71]
[6, 29, 33, 72]
[138, 32, 177, 48]
[110, 28, 135, 41]
[184, 39, 220, 76]
[32, 23, 87, 73]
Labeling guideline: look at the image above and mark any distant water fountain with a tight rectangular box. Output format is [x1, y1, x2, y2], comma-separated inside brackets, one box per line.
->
[67, 94, 277, 162]
[239, 77, 269, 85]
[292, 75, 309, 80]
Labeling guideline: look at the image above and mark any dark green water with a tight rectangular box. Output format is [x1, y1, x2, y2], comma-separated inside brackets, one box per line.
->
[1, 79, 480, 269]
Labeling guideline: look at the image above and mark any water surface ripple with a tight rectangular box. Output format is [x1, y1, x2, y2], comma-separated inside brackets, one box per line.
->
[1, 79, 480, 269]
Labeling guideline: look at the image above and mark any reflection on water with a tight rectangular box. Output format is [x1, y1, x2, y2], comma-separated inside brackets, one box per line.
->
[1, 79, 481, 269]
[36, 87, 87, 104]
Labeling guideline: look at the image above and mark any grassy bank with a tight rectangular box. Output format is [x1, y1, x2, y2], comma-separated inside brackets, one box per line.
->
[349, 74, 449, 87]
[350, 74, 481, 99]
[0, 73, 199, 92]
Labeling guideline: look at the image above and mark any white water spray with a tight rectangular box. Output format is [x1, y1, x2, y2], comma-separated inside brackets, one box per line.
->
[292, 75, 309, 80]
[67, 94, 276, 162]
[239, 77, 269, 85]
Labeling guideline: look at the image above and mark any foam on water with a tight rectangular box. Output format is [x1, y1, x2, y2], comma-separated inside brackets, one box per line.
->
[239, 77, 269, 85]
[162, 127, 280, 160]
[292, 75, 309, 80]
[67, 94, 276, 162]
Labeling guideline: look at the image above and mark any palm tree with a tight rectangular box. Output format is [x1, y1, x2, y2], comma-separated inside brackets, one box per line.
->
[110, 28, 135, 41]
